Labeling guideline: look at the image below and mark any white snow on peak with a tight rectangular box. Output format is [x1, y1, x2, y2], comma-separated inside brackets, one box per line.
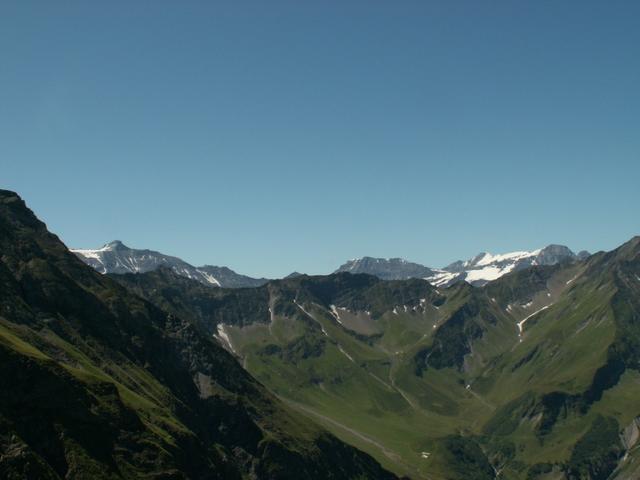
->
[72, 240, 124, 254]
[425, 270, 459, 287]
[426, 247, 545, 286]
[72, 244, 113, 256]
[465, 264, 516, 283]
[71, 249, 104, 261]
[473, 249, 541, 267]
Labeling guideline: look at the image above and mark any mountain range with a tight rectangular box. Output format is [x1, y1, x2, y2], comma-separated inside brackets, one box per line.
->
[72, 240, 269, 288]
[74, 241, 589, 289]
[4, 188, 640, 480]
[337, 244, 590, 287]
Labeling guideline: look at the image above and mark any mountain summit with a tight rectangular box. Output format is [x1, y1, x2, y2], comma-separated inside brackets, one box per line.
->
[71, 241, 269, 288]
[337, 244, 589, 287]
[335, 256, 437, 280]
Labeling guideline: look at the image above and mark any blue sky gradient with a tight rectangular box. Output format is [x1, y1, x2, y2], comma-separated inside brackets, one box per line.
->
[2, 2, 639, 277]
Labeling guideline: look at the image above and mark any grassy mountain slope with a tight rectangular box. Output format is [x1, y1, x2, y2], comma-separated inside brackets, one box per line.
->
[115, 237, 640, 480]
[0, 190, 396, 480]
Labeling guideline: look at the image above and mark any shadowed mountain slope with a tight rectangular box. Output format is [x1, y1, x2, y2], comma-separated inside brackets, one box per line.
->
[0, 190, 395, 480]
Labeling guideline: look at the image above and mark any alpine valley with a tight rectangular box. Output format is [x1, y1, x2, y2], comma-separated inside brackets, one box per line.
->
[2, 189, 640, 480]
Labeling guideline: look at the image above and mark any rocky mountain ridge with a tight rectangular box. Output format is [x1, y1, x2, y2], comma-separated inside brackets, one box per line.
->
[72, 240, 269, 288]
[75, 240, 590, 291]
[337, 244, 590, 287]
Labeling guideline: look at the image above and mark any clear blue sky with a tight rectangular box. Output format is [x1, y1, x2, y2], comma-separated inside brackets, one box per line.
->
[2, 2, 639, 277]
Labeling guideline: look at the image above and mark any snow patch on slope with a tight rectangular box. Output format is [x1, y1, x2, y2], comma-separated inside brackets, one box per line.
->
[425, 270, 460, 287]
[215, 324, 237, 354]
[517, 305, 551, 336]
[465, 264, 516, 283]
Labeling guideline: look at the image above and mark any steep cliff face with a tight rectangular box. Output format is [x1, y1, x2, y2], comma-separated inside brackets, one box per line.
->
[0, 190, 395, 480]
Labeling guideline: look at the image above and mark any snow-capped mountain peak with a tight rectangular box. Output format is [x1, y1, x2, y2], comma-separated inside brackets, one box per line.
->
[471, 249, 541, 267]
[335, 245, 588, 287]
[427, 245, 584, 287]
[72, 240, 123, 257]
[71, 241, 269, 288]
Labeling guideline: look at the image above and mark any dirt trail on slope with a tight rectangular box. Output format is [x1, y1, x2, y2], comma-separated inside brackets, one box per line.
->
[281, 398, 412, 467]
